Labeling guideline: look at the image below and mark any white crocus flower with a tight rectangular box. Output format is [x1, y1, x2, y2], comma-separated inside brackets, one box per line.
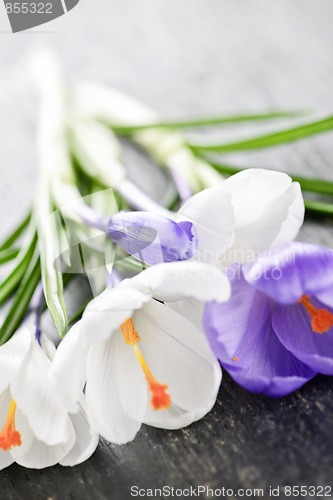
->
[177, 168, 305, 267]
[51, 261, 230, 445]
[169, 168, 305, 328]
[0, 326, 98, 471]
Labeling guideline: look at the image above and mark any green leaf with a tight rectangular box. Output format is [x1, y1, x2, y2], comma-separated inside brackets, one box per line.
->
[0, 229, 37, 305]
[304, 200, 333, 217]
[37, 207, 68, 338]
[205, 159, 333, 196]
[0, 253, 41, 345]
[108, 110, 307, 134]
[195, 156, 333, 218]
[0, 211, 31, 251]
[188, 115, 333, 152]
[0, 248, 20, 265]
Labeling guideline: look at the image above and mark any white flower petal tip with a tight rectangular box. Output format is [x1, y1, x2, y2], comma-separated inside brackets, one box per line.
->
[8, 409, 75, 469]
[129, 261, 231, 304]
[143, 350, 222, 431]
[0, 327, 32, 395]
[60, 404, 99, 467]
[174, 168, 304, 267]
[163, 262, 229, 303]
[177, 185, 235, 263]
[271, 181, 305, 248]
[50, 321, 88, 414]
[222, 169, 305, 257]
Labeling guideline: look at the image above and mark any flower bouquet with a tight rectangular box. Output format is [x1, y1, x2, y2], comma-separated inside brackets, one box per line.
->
[1, 49, 333, 470]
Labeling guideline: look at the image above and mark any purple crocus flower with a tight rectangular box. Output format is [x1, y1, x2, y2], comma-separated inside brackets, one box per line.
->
[204, 242, 333, 397]
[108, 211, 196, 265]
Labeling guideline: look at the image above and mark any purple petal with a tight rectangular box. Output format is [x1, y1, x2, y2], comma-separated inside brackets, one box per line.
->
[108, 211, 196, 265]
[315, 284, 333, 309]
[204, 269, 316, 397]
[273, 298, 333, 375]
[244, 242, 333, 305]
[178, 221, 195, 242]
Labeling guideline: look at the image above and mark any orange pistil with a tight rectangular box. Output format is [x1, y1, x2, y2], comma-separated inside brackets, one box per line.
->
[299, 295, 333, 334]
[121, 318, 171, 411]
[133, 345, 171, 410]
[232, 357, 239, 362]
[0, 400, 22, 451]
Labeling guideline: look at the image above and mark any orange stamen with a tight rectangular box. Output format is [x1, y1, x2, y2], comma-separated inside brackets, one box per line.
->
[299, 295, 333, 334]
[232, 357, 239, 362]
[121, 318, 171, 411]
[0, 400, 22, 451]
[121, 318, 141, 345]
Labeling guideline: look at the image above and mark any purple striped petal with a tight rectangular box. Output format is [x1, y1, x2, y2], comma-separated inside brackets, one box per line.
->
[273, 299, 333, 375]
[203, 269, 316, 397]
[108, 211, 196, 265]
[314, 285, 333, 310]
[244, 242, 333, 305]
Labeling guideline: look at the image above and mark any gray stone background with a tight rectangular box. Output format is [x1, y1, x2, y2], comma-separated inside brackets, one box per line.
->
[0, 1, 333, 498]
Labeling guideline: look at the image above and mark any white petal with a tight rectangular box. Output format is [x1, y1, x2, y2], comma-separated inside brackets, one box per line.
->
[80, 287, 151, 346]
[0, 449, 14, 471]
[166, 298, 204, 331]
[133, 300, 222, 427]
[176, 185, 235, 264]
[0, 389, 15, 471]
[40, 333, 56, 361]
[11, 340, 72, 446]
[0, 327, 31, 394]
[51, 321, 88, 413]
[60, 401, 99, 466]
[0, 388, 12, 429]
[85, 336, 147, 444]
[271, 182, 305, 248]
[137, 261, 231, 303]
[11, 409, 75, 469]
[223, 169, 304, 256]
[144, 400, 216, 430]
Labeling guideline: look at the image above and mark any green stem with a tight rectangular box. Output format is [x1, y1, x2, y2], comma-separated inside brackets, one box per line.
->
[207, 159, 333, 196]
[109, 110, 306, 134]
[0, 211, 31, 251]
[304, 200, 333, 217]
[188, 115, 333, 152]
[194, 156, 333, 217]
[0, 248, 20, 265]
[0, 253, 41, 345]
[0, 229, 37, 305]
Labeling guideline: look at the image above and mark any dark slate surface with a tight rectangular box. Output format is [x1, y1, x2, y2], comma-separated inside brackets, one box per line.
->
[0, 1, 333, 498]
[1, 373, 333, 499]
